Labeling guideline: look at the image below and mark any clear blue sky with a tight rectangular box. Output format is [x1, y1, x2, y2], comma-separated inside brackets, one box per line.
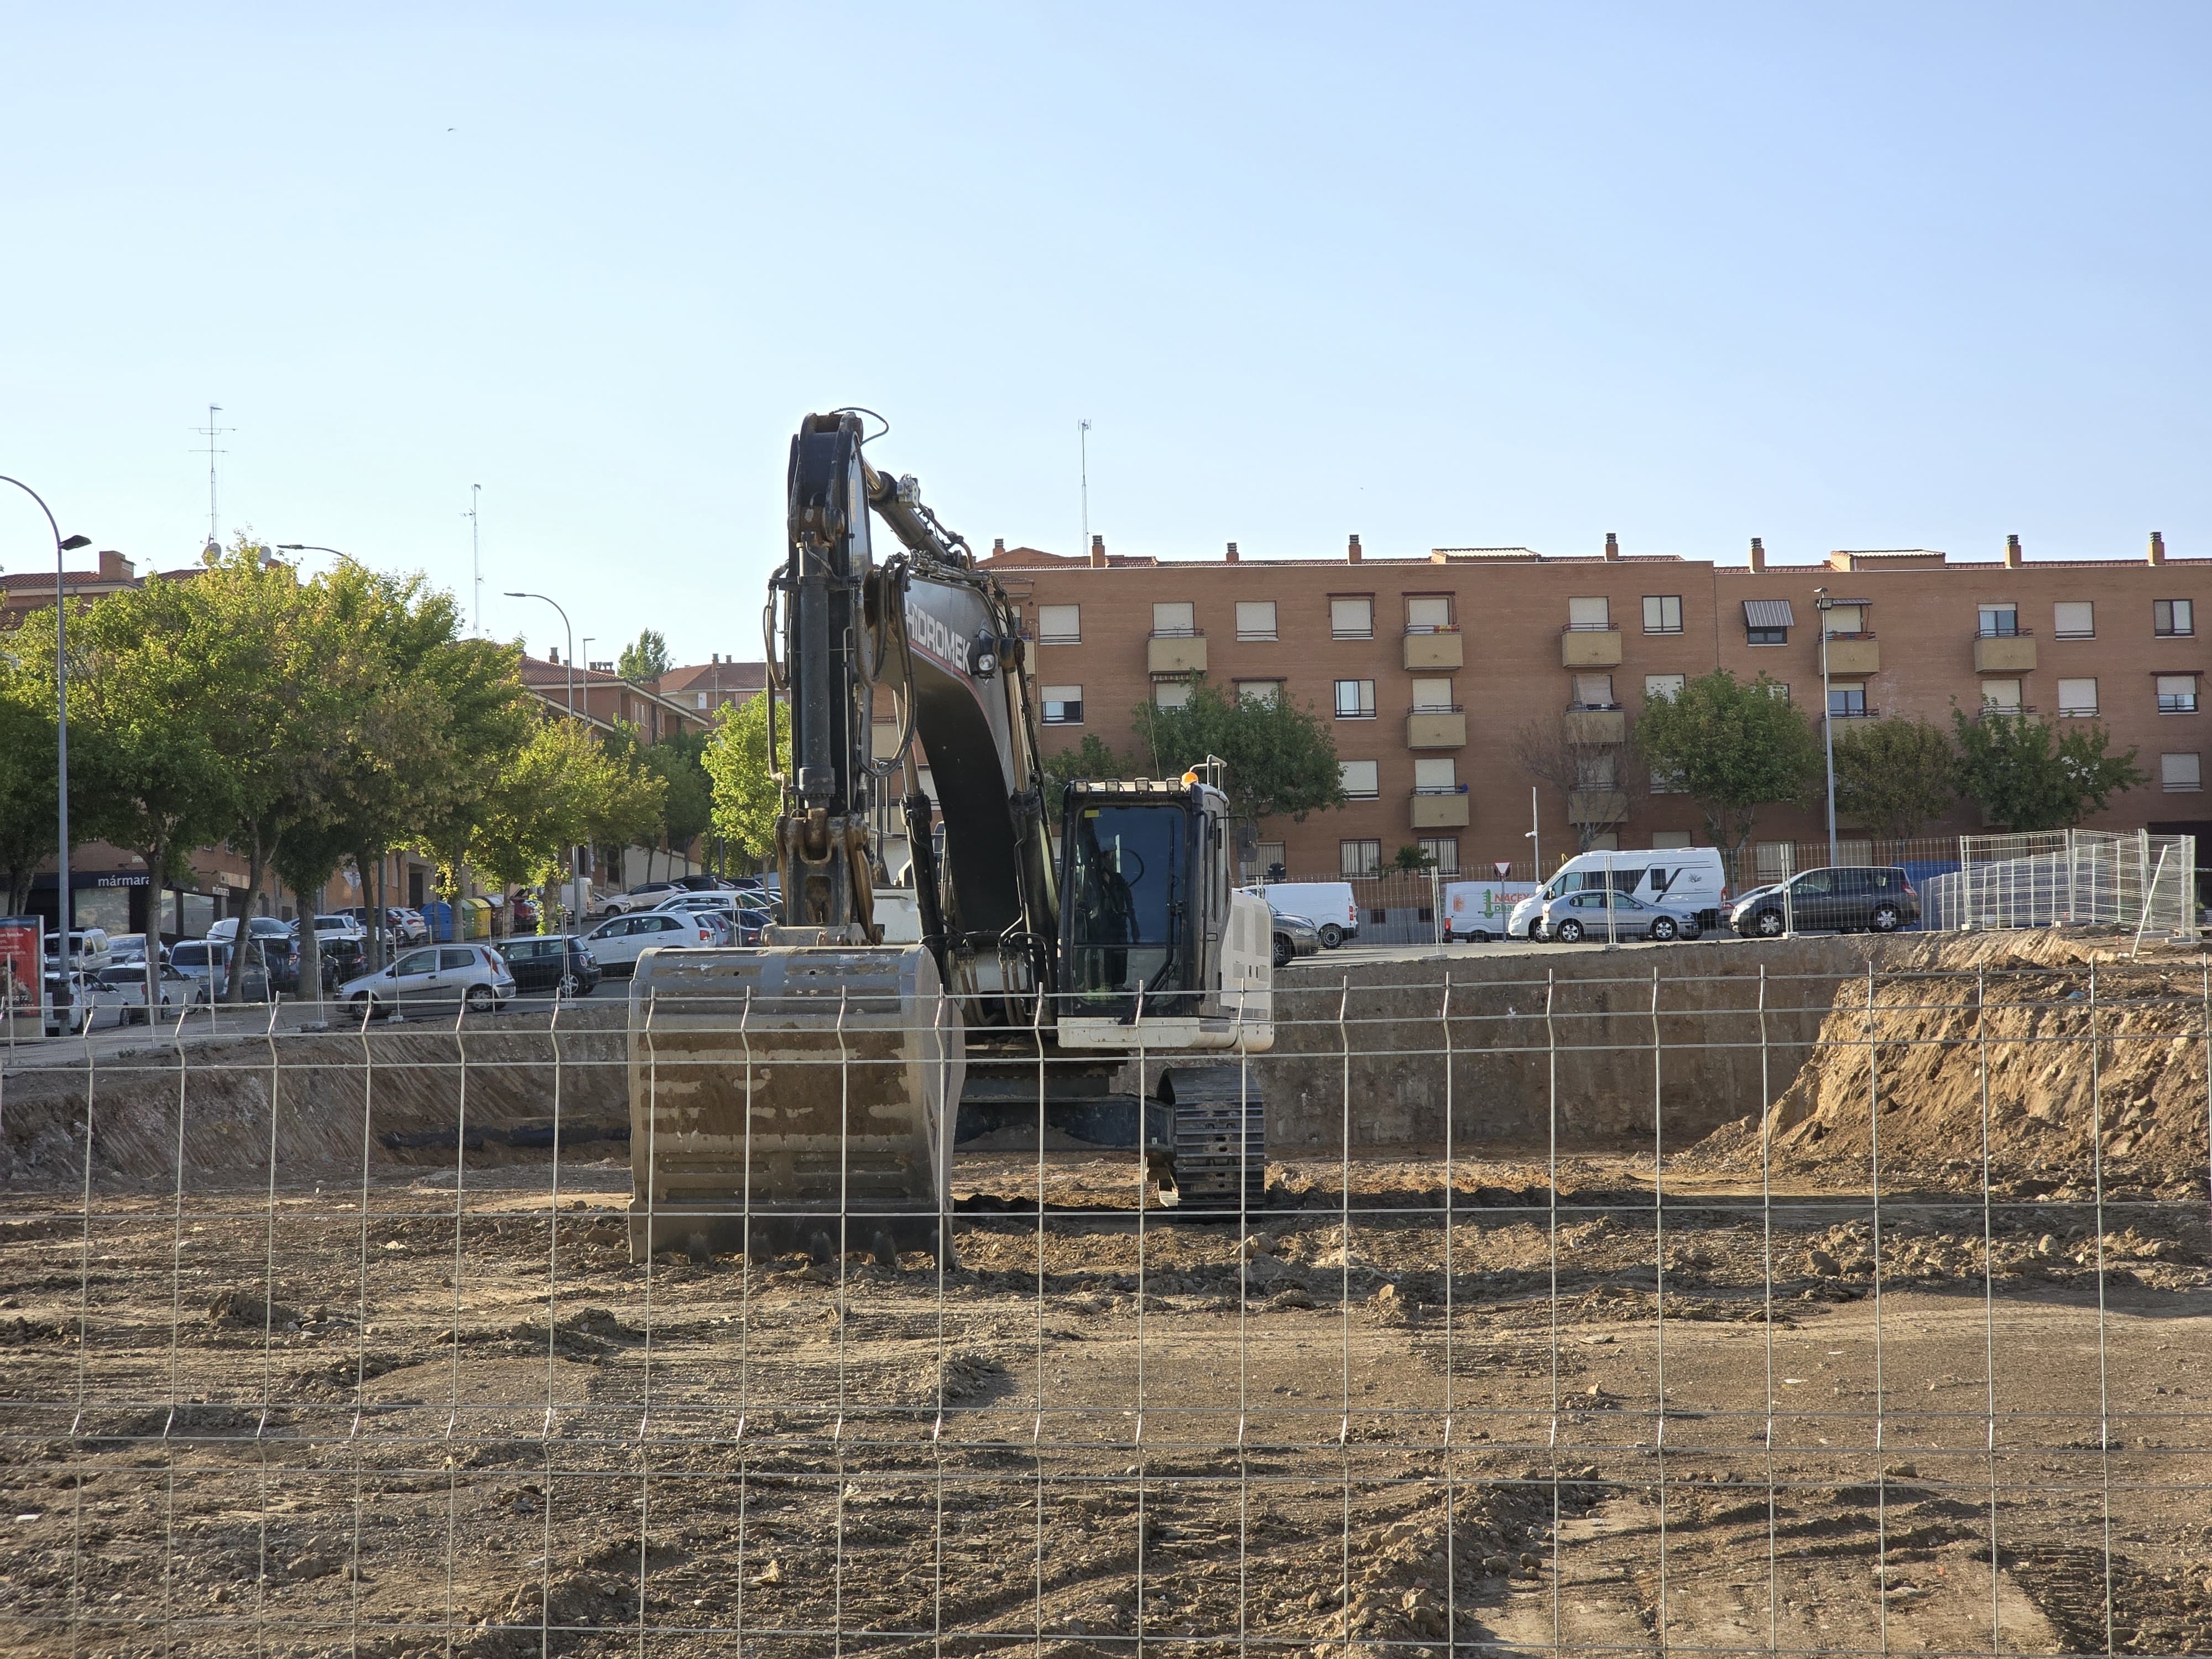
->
[4, 3, 2206, 666]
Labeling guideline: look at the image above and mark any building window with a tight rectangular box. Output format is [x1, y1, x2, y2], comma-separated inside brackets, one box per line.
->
[1405, 595, 1453, 633]
[2156, 599, 2194, 638]
[2053, 602, 2094, 639]
[1418, 836, 1460, 874]
[1413, 758, 1458, 794]
[1650, 831, 1693, 849]
[1237, 680, 1281, 706]
[1154, 681, 1193, 710]
[1152, 601, 1196, 638]
[1642, 594, 1683, 634]
[1764, 682, 1791, 702]
[1827, 682, 1868, 718]
[1235, 601, 1277, 640]
[1645, 673, 1686, 702]
[1571, 674, 1615, 709]
[1037, 604, 1081, 644]
[1334, 679, 1376, 719]
[1650, 764, 1688, 794]
[695, 691, 708, 709]
[1755, 842, 1794, 880]
[1041, 685, 1084, 724]
[1255, 841, 1286, 879]
[1330, 597, 1374, 639]
[2158, 675, 2199, 714]
[2057, 677, 2099, 717]
[1980, 679, 2023, 712]
[1567, 596, 1611, 630]
[2162, 753, 2201, 792]
[1822, 603, 1866, 635]
[1978, 604, 2021, 639]
[1744, 599, 1793, 645]
[1339, 760, 1379, 799]
[1577, 752, 1618, 791]
[1340, 839, 1383, 877]
[1410, 677, 1455, 711]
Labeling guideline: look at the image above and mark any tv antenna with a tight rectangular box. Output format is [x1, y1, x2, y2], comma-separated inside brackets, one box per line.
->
[192, 404, 233, 549]
[1078, 418, 1092, 560]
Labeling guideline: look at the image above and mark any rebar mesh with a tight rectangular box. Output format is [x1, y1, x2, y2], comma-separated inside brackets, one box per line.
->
[4, 935, 2210, 1657]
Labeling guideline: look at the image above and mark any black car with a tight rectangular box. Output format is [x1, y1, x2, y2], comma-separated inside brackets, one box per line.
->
[495, 933, 602, 996]
[1730, 865, 1920, 937]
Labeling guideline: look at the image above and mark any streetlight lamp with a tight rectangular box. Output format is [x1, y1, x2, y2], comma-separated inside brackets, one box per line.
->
[504, 591, 575, 716]
[1, 477, 92, 1026]
[1815, 587, 1838, 869]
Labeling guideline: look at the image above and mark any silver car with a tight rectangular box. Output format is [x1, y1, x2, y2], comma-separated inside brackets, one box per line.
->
[1535, 889, 1700, 943]
[338, 943, 517, 1018]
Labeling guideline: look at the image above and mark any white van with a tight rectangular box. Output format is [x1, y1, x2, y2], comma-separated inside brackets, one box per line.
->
[1441, 880, 1541, 941]
[1242, 881, 1360, 949]
[1505, 848, 1729, 941]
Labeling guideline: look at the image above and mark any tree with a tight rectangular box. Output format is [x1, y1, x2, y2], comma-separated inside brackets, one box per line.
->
[618, 629, 673, 682]
[1129, 680, 1345, 826]
[1636, 670, 1823, 878]
[702, 692, 786, 867]
[1392, 843, 1436, 872]
[1831, 718, 1959, 840]
[471, 719, 665, 911]
[1510, 713, 1650, 854]
[1040, 733, 1130, 797]
[0, 664, 64, 916]
[609, 724, 712, 858]
[1949, 705, 2147, 831]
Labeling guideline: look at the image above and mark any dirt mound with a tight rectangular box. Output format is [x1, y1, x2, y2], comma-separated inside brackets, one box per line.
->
[1683, 932, 2212, 1192]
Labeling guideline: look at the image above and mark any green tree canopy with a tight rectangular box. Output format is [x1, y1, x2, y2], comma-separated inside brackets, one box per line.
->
[702, 692, 785, 865]
[0, 660, 65, 916]
[1831, 717, 1959, 839]
[1040, 733, 1131, 796]
[618, 629, 673, 682]
[1636, 670, 1822, 874]
[471, 718, 665, 895]
[1949, 706, 2146, 831]
[1129, 679, 1345, 826]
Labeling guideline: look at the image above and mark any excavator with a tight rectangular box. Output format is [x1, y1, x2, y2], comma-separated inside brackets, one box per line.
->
[627, 411, 1275, 1264]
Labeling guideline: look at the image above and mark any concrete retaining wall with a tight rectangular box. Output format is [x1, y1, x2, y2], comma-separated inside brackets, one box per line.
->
[1254, 936, 1908, 1152]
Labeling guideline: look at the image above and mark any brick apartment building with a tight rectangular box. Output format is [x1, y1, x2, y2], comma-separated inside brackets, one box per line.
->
[980, 531, 2212, 880]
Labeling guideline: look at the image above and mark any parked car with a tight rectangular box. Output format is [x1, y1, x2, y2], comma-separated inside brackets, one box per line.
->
[296, 913, 368, 945]
[1241, 881, 1360, 949]
[653, 891, 742, 916]
[337, 906, 430, 946]
[167, 939, 273, 1001]
[732, 907, 774, 945]
[1269, 906, 1322, 968]
[674, 873, 740, 892]
[41, 928, 114, 970]
[604, 880, 687, 914]
[1508, 847, 1729, 942]
[1536, 889, 1699, 943]
[103, 933, 160, 967]
[581, 910, 718, 973]
[338, 944, 517, 1017]
[1730, 866, 1920, 937]
[43, 969, 124, 1036]
[507, 895, 539, 932]
[208, 915, 295, 948]
[97, 961, 205, 1024]
[496, 934, 602, 997]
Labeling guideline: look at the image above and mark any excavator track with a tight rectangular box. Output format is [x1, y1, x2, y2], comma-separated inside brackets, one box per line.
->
[1159, 1065, 1268, 1213]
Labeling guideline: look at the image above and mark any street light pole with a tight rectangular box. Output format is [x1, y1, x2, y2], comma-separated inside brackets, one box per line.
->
[504, 591, 574, 716]
[1, 478, 92, 1027]
[1815, 586, 1838, 868]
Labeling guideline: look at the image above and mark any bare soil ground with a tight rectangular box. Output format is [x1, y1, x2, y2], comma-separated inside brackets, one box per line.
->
[6, 1141, 2211, 1658]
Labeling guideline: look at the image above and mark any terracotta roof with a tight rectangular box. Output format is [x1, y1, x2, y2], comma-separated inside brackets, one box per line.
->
[657, 659, 768, 696]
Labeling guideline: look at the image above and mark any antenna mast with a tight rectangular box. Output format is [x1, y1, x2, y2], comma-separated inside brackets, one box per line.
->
[466, 484, 482, 635]
[1078, 418, 1091, 559]
[193, 404, 232, 549]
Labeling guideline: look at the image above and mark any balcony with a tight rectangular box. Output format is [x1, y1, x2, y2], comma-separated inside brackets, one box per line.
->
[1410, 787, 1470, 829]
[1406, 707, 1467, 748]
[1561, 626, 1623, 668]
[1146, 631, 1208, 675]
[1562, 705, 1626, 745]
[1403, 629, 1464, 671]
[1824, 633, 1880, 675]
[1974, 630, 2036, 673]
[1567, 789, 1629, 825]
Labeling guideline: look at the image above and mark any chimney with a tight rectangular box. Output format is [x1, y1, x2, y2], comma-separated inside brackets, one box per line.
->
[1604, 531, 1619, 561]
[1225, 541, 1239, 564]
[2149, 530, 2166, 566]
[96, 549, 134, 582]
[1347, 534, 1361, 563]
[549, 646, 560, 664]
[992, 538, 1005, 556]
[1748, 537, 1766, 573]
[2005, 533, 2022, 568]
[1089, 534, 1106, 568]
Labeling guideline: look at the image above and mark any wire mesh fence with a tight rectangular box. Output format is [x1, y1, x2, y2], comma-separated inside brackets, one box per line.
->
[4, 932, 2211, 1657]
[1925, 832, 2200, 941]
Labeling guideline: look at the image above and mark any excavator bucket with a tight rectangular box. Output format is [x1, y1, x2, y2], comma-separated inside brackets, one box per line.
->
[627, 945, 964, 1265]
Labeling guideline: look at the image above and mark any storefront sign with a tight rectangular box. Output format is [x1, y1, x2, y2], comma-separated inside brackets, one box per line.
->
[0, 916, 43, 1036]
